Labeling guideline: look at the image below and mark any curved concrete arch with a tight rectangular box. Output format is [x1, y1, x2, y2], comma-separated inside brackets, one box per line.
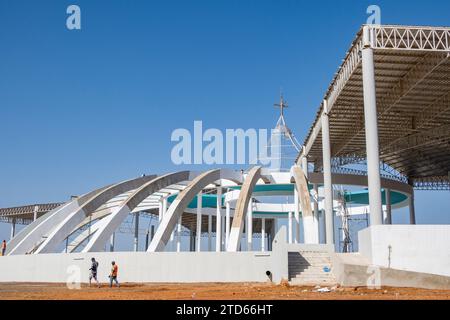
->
[34, 175, 156, 254]
[83, 171, 191, 253]
[216, 169, 243, 184]
[6, 184, 113, 255]
[291, 165, 317, 243]
[64, 218, 109, 253]
[147, 169, 223, 252]
[6, 202, 70, 254]
[227, 166, 262, 252]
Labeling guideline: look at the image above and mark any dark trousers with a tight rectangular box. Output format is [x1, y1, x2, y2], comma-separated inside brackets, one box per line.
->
[109, 276, 119, 287]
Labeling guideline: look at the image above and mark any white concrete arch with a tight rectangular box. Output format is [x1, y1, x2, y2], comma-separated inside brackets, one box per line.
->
[33, 175, 156, 254]
[6, 184, 113, 255]
[290, 165, 318, 244]
[148, 169, 241, 252]
[64, 218, 108, 253]
[82, 171, 192, 253]
[227, 166, 262, 252]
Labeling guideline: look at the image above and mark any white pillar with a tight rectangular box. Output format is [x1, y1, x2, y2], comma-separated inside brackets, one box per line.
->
[215, 187, 222, 252]
[409, 190, 416, 225]
[208, 211, 212, 251]
[270, 218, 278, 251]
[247, 200, 253, 251]
[362, 26, 383, 226]
[384, 189, 392, 224]
[176, 215, 182, 252]
[225, 201, 231, 248]
[294, 187, 300, 243]
[110, 232, 115, 252]
[321, 99, 334, 245]
[196, 192, 202, 252]
[33, 205, 39, 221]
[313, 183, 320, 241]
[10, 219, 16, 240]
[288, 211, 293, 244]
[261, 218, 266, 252]
[133, 212, 140, 252]
[221, 215, 226, 251]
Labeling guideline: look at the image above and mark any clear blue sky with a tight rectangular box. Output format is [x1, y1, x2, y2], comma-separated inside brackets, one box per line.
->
[1, 0, 449, 242]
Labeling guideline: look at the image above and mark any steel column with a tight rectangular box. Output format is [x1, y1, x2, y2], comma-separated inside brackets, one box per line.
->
[225, 201, 230, 247]
[10, 219, 16, 240]
[196, 192, 202, 252]
[109, 232, 115, 252]
[385, 189, 392, 224]
[409, 191, 416, 225]
[247, 200, 253, 251]
[176, 215, 182, 252]
[133, 212, 140, 252]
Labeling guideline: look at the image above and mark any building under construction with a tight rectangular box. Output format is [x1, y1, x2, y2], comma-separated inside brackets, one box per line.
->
[0, 24, 449, 289]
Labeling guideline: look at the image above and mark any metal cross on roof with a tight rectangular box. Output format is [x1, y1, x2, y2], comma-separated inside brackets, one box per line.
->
[274, 94, 288, 119]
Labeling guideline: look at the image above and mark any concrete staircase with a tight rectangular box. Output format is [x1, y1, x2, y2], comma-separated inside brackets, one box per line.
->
[288, 251, 337, 286]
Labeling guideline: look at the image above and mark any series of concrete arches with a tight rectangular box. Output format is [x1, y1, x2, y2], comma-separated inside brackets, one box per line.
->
[5, 165, 412, 255]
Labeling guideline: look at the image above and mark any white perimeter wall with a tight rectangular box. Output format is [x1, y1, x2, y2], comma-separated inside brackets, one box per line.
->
[0, 251, 283, 283]
[358, 225, 450, 277]
[0, 227, 289, 284]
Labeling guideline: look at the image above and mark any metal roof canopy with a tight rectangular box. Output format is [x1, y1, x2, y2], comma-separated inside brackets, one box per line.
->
[301, 24, 450, 190]
[0, 203, 63, 224]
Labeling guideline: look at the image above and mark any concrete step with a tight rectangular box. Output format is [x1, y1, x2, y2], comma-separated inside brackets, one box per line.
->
[291, 251, 331, 257]
[288, 251, 335, 285]
[290, 259, 331, 263]
[290, 278, 337, 286]
[292, 268, 334, 274]
[289, 259, 332, 265]
[289, 272, 335, 280]
[289, 264, 331, 268]
[294, 272, 335, 278]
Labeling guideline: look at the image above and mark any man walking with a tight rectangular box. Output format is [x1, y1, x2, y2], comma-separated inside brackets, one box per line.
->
[89, 257, 100, 287]
[1, 240, 6, 256]
[109, 261, 120, 288]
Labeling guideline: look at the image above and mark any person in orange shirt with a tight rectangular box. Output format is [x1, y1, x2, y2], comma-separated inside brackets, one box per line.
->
[109, 261, 120, 288]
[1, 240, 6, 256]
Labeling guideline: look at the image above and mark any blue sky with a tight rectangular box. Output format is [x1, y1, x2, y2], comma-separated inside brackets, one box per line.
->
[1, 0, 450, 241]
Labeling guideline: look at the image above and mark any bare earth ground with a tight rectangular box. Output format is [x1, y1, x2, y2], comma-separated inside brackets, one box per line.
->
[0, 282, 449, 300]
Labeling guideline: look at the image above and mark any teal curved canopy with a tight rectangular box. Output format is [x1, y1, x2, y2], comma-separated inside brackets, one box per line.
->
[167, 184, 407, 209]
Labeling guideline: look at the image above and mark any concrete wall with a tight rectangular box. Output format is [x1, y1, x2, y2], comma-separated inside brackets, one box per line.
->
[358, 225, 450, 277]
[331, 253, 450, 290]
[0, 251, 281, 283]
[0, 227, 289, 284]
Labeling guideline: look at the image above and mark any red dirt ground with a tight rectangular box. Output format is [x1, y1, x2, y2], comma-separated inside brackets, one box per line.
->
[0, 282, 449, 300]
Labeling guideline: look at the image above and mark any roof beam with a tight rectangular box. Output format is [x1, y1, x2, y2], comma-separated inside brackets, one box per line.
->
[330, 52, 450, 157]
[380, 124, 450, 155]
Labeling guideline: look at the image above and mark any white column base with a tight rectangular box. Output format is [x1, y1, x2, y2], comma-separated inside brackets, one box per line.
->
[303, 215, 319, 244]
